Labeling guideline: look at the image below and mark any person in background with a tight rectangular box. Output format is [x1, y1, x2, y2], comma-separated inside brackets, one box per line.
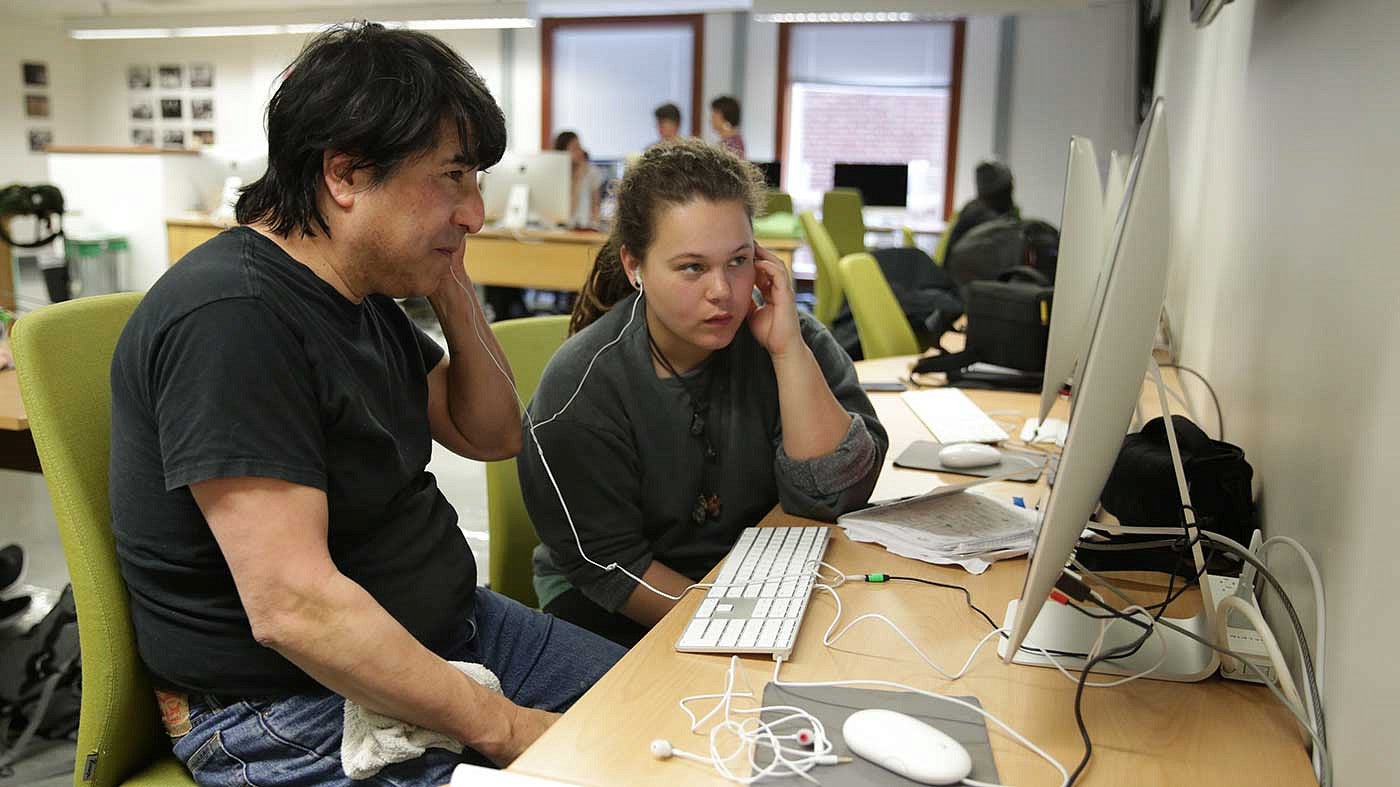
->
[943, 160, 1018, 258]
[653, 103, 682, 146]
[519, 140, 887, 647]
[709, 95, 745, 159]
[553, 130, 604, 230]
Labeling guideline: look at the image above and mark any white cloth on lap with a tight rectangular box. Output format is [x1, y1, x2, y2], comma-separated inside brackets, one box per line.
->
[341, 661, 502, 780]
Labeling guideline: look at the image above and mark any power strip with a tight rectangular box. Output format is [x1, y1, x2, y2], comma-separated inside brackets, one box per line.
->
[1209, 574, 1276, 685]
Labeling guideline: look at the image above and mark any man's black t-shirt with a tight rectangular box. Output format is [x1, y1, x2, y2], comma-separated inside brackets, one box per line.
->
[109, 227, 477, 696]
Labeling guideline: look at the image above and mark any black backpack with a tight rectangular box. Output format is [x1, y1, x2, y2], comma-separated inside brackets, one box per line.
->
[0, 585, 82, 774]
[0, 184, 65, 249]
[945, 216, 1061, 292]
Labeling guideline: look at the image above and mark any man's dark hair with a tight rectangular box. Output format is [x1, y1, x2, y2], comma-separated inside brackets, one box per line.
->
[237, 22, 507, 238]
[552, 130, 579, 151]
[654, 103, 682, 125]
[710, 95, 741, 127]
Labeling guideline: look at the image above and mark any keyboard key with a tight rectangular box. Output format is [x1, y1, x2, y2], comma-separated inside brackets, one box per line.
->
[754, 599, 772, 619]
[678, 619, 710, 649]
[771, 598, 790, 619]
[715, 603, 734, 614]
[738, 619, 763, 648]
[719, 619, 745, 646]
[758, 619, 782, 648]
[697, 599, 718, 618]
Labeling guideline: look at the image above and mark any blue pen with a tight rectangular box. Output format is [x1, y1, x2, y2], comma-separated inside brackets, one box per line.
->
[1013, 497, 1026, 508]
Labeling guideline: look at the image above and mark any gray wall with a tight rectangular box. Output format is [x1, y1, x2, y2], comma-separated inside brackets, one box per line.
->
[1157, 0, 1399, 781]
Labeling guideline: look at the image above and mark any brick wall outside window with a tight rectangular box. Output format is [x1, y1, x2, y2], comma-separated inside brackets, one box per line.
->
[788, 83, 948, 216]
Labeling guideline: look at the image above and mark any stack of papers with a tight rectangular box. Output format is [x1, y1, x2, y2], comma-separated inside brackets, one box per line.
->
[838, 486, 1040, 575]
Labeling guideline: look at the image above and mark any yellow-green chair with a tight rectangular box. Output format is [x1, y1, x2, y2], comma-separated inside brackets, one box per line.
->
[821, 188, 867, 259]
[932, 209, 959, 266]
[764, 191, 794, 217]
[11, 292, 197, 787]
[836, 253, 920, 360]
[485, 314, 571, 608]
[901, 226, 917, 249]
[798, 210, 844, 328]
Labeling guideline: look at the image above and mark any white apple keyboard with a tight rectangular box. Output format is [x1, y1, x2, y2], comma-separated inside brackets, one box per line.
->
[901, 388, 1010, 444]
[675, 526, 830, 659]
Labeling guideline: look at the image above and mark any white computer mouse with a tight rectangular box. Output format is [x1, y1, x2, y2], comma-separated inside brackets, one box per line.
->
[938, 442, 1002, 470]
[842, 708, 974, 785]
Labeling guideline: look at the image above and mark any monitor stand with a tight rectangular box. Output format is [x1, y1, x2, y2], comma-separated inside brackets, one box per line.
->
[997, 359, 1222, 682]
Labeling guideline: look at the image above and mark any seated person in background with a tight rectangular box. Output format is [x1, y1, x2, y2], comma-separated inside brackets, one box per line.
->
[108, 23, 624, 787]
[653, 102, 683, 146]
[553, 130, 604, 229]
[519, 139, 888, 647]
[710, 95, 746, 159]
[943, 160, 1018, 258]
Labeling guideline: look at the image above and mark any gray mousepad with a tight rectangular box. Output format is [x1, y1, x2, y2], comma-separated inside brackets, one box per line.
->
[753, 684, 998, 785]
[894, 440, 1046, 483]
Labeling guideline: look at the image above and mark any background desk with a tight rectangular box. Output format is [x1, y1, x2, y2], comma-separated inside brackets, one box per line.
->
[508, 356, 1313, 787]
[0, 367, 40, 473]
[164, 219, 803, 292]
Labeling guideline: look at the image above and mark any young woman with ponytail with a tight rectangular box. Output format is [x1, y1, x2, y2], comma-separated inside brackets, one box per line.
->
[518, 139, 887, 646]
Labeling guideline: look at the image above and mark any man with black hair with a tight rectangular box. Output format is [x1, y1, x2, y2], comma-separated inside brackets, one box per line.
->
[943, 160, 1018, 258]
[654, 102, 682, 144]
[109, 23, 625, 786]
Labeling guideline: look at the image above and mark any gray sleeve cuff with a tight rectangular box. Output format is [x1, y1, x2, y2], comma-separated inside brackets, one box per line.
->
[577, 550, 656, 613]
[775, 415, 880, 499]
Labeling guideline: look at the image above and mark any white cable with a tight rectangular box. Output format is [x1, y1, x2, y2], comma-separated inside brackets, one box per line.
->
[1214, 595, 1303, 709]
[1261, 535, 1326, 781]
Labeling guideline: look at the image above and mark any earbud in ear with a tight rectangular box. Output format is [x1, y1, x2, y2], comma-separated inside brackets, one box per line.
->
[634, 270, 644, 291]
[650, 739, 673, 759]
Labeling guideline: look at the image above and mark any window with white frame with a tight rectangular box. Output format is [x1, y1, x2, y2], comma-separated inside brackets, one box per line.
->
[784, 22, 958, 216]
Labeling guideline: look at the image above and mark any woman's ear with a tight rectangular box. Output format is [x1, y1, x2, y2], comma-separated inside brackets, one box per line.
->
[620, 245, 643, 291]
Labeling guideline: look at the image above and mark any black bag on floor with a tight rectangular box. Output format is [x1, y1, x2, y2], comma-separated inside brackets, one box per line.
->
[0, 585, 82, 773]
[830, 247, 957, 361]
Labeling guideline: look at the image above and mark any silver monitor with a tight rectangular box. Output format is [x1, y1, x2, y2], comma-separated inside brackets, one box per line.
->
[481, 151, 573, 228]
[1000, 98, 1220, 682]
[1036, 136, 1106, 427]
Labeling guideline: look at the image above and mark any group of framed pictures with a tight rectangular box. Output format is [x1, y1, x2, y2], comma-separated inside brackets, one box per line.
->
[22, 61, 52, 153]
[127, 62, 216, 149]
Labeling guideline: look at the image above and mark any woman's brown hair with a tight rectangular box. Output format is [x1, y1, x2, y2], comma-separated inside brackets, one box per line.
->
[569, 138, 767, 335]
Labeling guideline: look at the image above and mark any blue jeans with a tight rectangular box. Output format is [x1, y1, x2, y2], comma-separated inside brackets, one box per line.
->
[168, 589, 626, 787]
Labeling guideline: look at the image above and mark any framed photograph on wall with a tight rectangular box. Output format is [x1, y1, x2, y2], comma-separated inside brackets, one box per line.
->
[190, 63, 214, 89]
[28, 128, 53, 152]
[158, 64, 182, 89]
[25, 94, 49, 118]
[128, 64, 152, 89]
[191, 98, 214, 121]
[22, 62, 48, 87]
[130, 98, 154, 121]
[160, 98, 183, 120]
[192, 128, 215, 146]
[131, 127, 155, 146]
[162, 129, 185, 148]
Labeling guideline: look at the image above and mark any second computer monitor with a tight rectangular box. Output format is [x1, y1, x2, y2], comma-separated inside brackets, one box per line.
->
[481, 151, 573, 228]
[1002, 99, 1203, 671]
[832, 163, 908, 208]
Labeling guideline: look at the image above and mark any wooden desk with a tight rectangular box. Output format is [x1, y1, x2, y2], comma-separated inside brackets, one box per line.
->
[163, 219, 804, 293]
[0, 367, 40, 473]
[508, 357, 1313, 786]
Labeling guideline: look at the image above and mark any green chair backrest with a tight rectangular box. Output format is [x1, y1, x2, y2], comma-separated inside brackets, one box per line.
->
[12, 292, 196, 787]
[798, 211, 844, 327]
[836, 253, 920, 360]
[764, 191, 794, 217]
[821, 188, 867, 259]
[485, 315, 571, 608]
[933, 209, 959, 266]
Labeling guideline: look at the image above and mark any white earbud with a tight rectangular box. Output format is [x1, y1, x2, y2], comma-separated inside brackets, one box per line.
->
[634, 269, 644, 292]
[650, 739, 673, 759]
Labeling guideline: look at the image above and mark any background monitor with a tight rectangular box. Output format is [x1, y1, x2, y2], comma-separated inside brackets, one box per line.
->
[754, 160, 782, 190]
[1036, 136, 1106, 426]
[1001, 99, 1216, 681]
[1104, 150, 1129, 246]
[481, 151, 573, 227]
[832, 163, 908, 208]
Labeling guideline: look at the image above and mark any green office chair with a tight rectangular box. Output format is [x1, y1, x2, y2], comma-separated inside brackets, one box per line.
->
[485, 314, 571, 608]
[11, 292, 197, 787]
[932, 209, 959, 266]
[821, 188, 867, 259]
[764, 191, 794, 217]
[798, 211, 845, 328]
[836, 253, 920, 360]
